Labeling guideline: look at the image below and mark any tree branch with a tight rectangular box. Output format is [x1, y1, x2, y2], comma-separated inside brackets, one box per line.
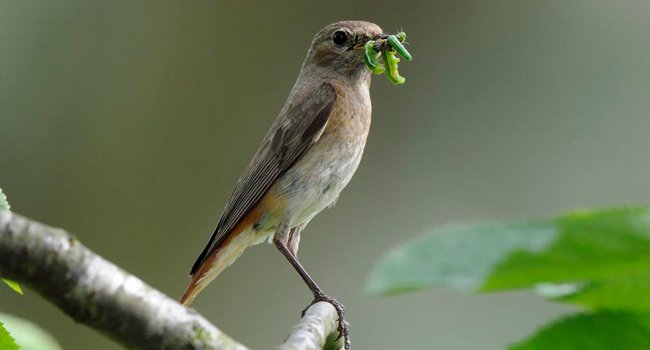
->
[275, 302, 342, 350]
[0, 211, 343, 350]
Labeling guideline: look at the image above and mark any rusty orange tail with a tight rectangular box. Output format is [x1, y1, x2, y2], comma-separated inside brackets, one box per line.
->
[179, 210, 263, 306]
[180, 230, 257, 305]
[179, 274, 204, 306]
[179, 230, 254, 306]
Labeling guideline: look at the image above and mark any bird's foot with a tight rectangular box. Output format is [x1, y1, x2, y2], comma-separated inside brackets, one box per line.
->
[302, 293, 350, 350]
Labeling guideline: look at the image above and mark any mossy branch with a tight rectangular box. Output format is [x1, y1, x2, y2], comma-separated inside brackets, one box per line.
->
[0, 211, 342, 350]
[276, 302, 342, 350]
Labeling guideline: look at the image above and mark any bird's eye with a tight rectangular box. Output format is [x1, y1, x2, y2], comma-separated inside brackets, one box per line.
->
[332, 30, 349, 46]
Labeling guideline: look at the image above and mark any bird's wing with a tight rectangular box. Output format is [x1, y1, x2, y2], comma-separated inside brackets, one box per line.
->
[190, 82, 337, 275]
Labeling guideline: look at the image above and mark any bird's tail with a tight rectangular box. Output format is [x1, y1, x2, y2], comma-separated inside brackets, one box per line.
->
[179, 226, 256, 306]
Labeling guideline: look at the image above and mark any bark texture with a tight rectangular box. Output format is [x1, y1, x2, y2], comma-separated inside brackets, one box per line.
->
[0, 211, 342, 350]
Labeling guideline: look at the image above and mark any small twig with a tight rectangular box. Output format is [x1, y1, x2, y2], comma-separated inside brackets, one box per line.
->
[276, 302, 343, 350]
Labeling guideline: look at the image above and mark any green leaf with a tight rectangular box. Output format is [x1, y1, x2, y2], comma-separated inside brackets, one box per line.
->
[323, 332, 342, 350]
[0, 191, 22, 297]
[484, 207, 650, 291]
[1, 279, 23, 295]
[366, 207, 650, 297]
[0, 322, 19, 350]
[366, 221, 557, 295]
[0, 188, 9, 211]
[509, 311, 650, 350]
[556, 271, 650, 312]
[0, 313, 62, 350]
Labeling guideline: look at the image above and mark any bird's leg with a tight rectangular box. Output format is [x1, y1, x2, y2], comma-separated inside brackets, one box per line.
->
[273, 222, 324, 299]
[287, 225, 302, 257]
[273, 222, 351, 350]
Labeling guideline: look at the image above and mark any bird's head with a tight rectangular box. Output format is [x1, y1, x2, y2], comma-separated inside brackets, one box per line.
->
[302, 20, 383, 81]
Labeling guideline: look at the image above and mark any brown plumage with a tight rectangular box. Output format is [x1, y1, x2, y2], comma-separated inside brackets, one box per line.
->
[181, 21, 384, 349]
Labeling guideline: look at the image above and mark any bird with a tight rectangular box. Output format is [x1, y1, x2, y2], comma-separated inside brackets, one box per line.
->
[180, 20, 385, 349]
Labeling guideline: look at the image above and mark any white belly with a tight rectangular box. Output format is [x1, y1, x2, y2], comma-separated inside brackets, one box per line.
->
[277, 129, 367, 227]
[274, 78, 371, 229]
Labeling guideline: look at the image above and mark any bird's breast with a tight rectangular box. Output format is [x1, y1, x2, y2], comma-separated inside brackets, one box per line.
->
[276, 80, 371, 226]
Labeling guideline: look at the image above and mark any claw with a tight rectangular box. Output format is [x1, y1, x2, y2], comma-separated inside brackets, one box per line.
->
[302, 294, 351, 349]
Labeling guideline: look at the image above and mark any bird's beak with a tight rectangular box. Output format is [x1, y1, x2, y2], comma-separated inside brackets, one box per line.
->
[353, 33, 389, 50]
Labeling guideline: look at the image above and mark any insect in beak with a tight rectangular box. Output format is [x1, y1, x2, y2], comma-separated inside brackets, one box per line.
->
[354, 33, 388, 50]
[361, 31, 412, 84]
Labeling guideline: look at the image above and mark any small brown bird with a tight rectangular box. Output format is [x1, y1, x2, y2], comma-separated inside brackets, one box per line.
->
[181, 20, 385, 348]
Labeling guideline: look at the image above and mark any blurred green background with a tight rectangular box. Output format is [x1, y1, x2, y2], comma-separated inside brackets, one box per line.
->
[2, 1, 650, 349]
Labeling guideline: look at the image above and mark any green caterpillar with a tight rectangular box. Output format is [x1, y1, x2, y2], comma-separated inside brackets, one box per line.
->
[362, 31, 412, 84]
[364, 40, 385, 74]
[387, 32, 412, 61]
[382, 49, 406, 84]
